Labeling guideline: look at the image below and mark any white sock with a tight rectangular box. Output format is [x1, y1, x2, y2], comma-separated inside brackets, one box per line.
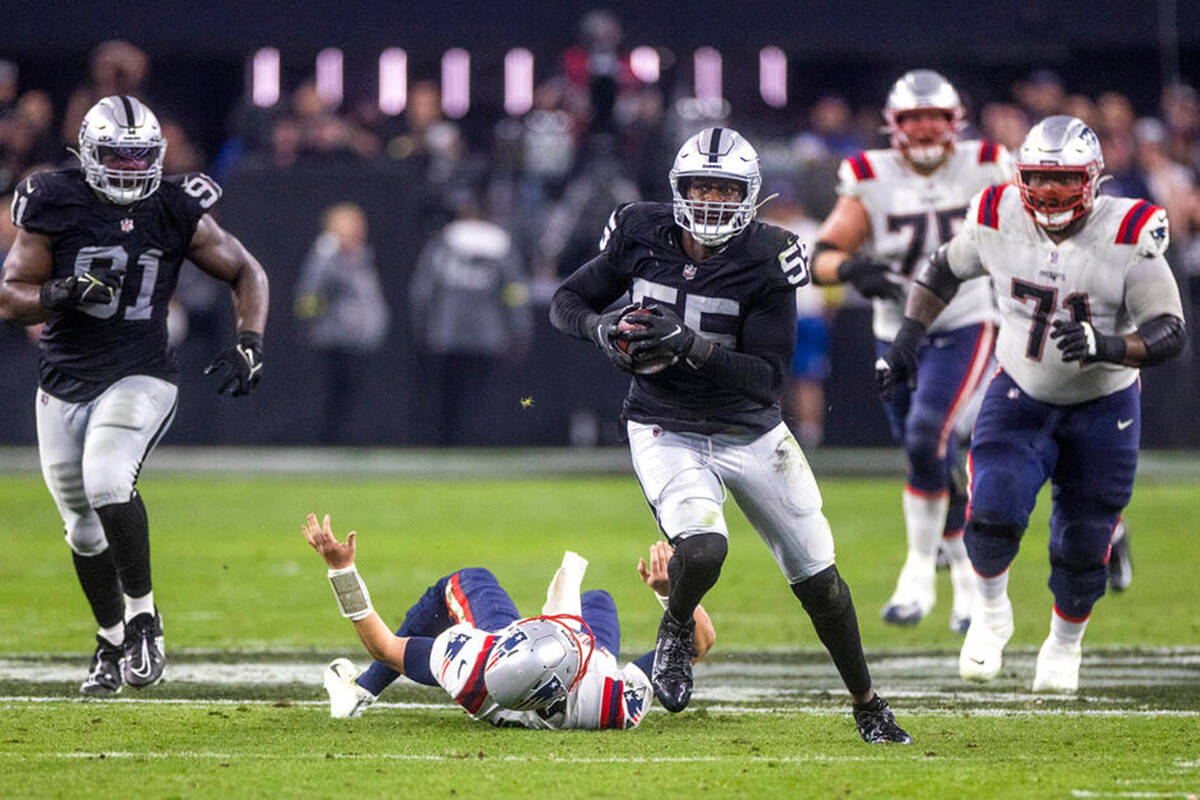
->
[1049, 606, 1089, 650]
[903, 488, 950, 560]
[941, 533, 972, 568]
[124, 591, 156, 622]
[976, 570, 1009, 608]
[1111, 517, 1126, 545]
[99, 623, 125, 647]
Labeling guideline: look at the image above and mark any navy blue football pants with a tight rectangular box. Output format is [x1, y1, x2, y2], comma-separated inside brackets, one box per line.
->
[877, 321, 994, 532]
[965, 371, 1138, 619]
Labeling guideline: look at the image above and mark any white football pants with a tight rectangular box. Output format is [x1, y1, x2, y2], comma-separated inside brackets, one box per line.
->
[627, 420, 835, 583]
[36, 375, 178, 555]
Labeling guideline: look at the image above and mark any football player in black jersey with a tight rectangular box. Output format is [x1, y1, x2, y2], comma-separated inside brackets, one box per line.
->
[550, 127, 910, 744]
[0, 96, 269, 695]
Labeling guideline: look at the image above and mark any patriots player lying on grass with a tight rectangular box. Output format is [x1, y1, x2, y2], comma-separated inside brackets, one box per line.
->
[303, 514, 714, 729]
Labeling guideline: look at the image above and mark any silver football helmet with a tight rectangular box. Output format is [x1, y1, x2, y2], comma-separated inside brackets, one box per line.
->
[483, 616, 594, 711]
[1015, 115, 1104, 230]
[884, 69, 964, 169]
[78, 95, 166, 205]
[668, 126, 762, 246]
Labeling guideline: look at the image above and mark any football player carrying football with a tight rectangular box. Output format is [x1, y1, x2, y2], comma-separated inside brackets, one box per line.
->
[877, 116, 1185, 692]
[306, 514, 713, 730]
[0, 96, 269, 694]
[813, 70, 1013, 635]
[549, 127, 910, 744]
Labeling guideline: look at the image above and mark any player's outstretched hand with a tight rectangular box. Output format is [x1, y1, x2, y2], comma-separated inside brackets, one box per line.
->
[637, 540, 674, 596]
[591, 303, 638, 373]
[303, 513, 356, 570]
[1050, 319, 1126, 364]
[875, 318, 926, 400]
[205, 331, 264, 396]
[838, 255, 905, 301]
[39, 268, 122, 310]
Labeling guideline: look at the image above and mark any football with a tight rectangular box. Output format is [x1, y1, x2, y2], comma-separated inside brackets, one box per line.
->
[616, 310, 676, 374]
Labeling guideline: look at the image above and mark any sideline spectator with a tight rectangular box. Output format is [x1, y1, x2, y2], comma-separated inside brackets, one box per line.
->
[408, 195, 531, 445]
[295, 203, 391, 444]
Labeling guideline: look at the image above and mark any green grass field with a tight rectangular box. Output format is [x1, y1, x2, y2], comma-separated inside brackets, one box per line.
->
[1, 466, 1198, 798]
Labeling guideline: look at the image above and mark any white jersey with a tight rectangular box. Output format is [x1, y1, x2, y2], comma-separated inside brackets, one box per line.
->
[837, 140, 1012, 340]
[429, 622, 653, 730]
[946, 186, 1181, 405]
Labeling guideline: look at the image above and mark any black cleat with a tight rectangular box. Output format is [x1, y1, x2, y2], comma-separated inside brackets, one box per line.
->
[122, 611, 165, 688]
[80, 636, 124, 696]
[1108, 522, 1132, 593]
[651, 611, 695, 713]
[853, 695, 913, 744]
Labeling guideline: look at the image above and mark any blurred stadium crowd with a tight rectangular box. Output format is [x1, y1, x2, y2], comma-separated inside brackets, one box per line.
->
[2, 11, 1199, 446]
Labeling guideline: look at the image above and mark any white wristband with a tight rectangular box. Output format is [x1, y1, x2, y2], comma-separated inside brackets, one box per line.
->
[328, 565, 373, 621]
[654, 592, 670, 610]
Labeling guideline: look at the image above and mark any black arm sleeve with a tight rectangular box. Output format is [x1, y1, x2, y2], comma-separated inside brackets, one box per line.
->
[692, 287, 794, 406]
[1137, 314, 1186, 366]
[549, 253, 630, 341]
[914, 243, 963, 304]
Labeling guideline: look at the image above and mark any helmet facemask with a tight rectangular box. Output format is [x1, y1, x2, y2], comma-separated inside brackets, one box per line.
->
[78, 96, 166, 205]
[886, 108, 961, 169]
[1016, 166, 1096, 231]
[671, 174, 757, 246]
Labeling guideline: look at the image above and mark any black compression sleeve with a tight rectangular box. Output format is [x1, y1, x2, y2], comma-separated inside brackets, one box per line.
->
[913, 243, 962, 304]
[1137, 314, 1186, 365]
[549, 253, 629, 341]
[691, 287, 794, 406]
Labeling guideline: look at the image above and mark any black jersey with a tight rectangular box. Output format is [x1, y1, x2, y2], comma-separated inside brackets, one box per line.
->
[12, 168, 222, 402]
[559, 202, 808, 434]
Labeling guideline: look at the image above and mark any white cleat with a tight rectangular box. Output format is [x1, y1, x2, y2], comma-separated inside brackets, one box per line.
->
[1032, 638, 1082, 693]
[881, 558, 936, 627]
[324, 658, 376, 718]
[959, 597, 1013, 683]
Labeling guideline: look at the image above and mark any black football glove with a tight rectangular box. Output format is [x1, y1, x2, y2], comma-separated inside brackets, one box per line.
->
[39, 269, 122, 310]
[205, 331, 264, 397]
[875, 318, 926, 401]
[1050, 319, 1126, 364]
[591, 303, 638, 373]
[625, 304, 712, 367]
[838, 255, 905, 301]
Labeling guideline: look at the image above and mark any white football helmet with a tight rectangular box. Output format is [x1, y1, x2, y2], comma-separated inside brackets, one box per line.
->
[669, 126, 762, 246]
[78, 95, 166, 205]
[884, 70, 964, 169]
[483, 616, 594, 711]
[1015, 115, 1104, 230]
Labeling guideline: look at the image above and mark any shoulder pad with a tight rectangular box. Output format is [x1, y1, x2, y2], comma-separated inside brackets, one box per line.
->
[844, 151, 876, 181]
[1114, 200, 1169, 255]
[977, 140, 1000, 164]
[164, 172, 223, 220]
[10, 169, 85, 235]
[601, 201, 673, 252]
[972, 183, 1010, 230]
[742, 222, 810, 288]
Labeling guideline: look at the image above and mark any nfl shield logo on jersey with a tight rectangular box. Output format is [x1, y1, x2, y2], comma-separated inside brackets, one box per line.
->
[120, 218, 135, 233]
[682, 264, 697, 280]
